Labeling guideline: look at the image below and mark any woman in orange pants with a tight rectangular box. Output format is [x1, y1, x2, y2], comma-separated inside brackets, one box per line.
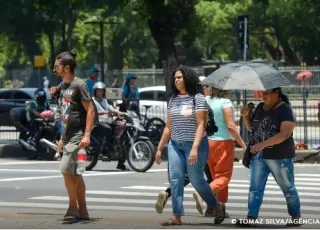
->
[193, 84, 246, 217]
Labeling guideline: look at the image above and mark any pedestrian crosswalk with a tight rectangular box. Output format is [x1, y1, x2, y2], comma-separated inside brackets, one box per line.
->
[12, 173, 319, 219]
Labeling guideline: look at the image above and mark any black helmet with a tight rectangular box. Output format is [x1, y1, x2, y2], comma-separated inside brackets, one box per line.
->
[34, 88, 47, 105]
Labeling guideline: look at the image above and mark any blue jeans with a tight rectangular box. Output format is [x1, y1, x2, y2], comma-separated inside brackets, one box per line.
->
[248, 158, 301, 218]
[168, 137, 218, 216]
[55, 120, 64, 138]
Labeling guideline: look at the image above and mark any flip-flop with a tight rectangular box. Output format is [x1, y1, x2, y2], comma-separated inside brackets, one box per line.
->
[63, 214, 79, 221]
[161, 218, 182, 226]
[193, 192, 204, 215]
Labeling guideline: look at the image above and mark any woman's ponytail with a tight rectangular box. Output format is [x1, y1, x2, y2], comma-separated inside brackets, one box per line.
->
[273, 87, 290, 105]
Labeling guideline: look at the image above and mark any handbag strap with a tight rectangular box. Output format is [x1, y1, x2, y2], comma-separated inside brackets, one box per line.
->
[94, 97, 108, 111]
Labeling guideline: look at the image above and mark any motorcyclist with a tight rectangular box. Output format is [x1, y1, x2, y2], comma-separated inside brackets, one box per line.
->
[25, 88, 50, 134]
[92, 82, 128, 170]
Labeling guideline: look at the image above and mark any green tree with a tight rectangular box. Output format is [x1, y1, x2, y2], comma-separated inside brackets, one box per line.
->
[131, 0, 200, 94]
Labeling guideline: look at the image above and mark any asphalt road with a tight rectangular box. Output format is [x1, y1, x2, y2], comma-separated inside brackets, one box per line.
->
[0, 159, 320, 229]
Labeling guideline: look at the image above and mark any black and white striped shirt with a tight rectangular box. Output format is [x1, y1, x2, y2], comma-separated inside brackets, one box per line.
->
[168, 93, 208, 142]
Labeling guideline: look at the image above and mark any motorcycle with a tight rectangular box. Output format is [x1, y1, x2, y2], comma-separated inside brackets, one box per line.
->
[14, 109, 60, 160]
[86, 110, 156, 172]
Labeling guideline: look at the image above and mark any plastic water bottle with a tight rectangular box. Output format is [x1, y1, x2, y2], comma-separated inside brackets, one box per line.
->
[76, 148, 87, 175]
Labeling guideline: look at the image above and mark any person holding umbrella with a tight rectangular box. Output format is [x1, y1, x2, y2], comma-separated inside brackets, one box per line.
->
[236, 87, 301, 226]
[201, 62, 301, 226]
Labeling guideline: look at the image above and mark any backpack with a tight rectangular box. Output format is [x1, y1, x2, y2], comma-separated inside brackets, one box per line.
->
[192, 96, 218, 136]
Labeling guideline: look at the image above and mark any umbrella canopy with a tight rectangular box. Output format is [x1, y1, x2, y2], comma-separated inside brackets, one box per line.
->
[201, 62, 291, 91]
[296, 71, 312, 80]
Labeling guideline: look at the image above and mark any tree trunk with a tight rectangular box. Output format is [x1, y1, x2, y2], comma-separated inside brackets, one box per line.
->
[66, 6, 78, 49]
[108, 31, 125, 70]
[44, 30, 56, 70]
[272, 16, 299, 65]
[148, 19, 179, 97]
[262, 35, 282, 61]
[60, 16, 67, 52]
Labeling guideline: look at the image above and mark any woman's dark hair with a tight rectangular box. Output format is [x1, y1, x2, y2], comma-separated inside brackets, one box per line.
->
[55, 49, 77, 73]
[272, 87, 290, 105]
[171, 65, 202, 96]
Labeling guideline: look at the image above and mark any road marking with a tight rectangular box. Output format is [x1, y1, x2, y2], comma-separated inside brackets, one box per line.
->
[0, 169, 95, 173]
[0, 171, 135, 182]
[0, 168, 168, 182]
[38, 193, 320, 204]
[164, 180, 320, 186]
[0, 161, 59, 166]
[28, 196, 320, 211]
[122, 186, 320, 197]
[165, 182, 320, 190]
[229, 179, 320, 186]
[0, 201, 319, 219]
[295, 173, 320, 177]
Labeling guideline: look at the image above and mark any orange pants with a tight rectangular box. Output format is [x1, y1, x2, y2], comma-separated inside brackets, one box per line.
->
[207, 139, 234, 203]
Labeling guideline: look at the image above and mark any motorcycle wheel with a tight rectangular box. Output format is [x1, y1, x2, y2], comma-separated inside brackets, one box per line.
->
[145, 118, 166, 145]
[85, 154, 99, 171]
[39, 135, 59, 161]
[22, 147, 38, 160]
[127, 140, 155, 172]
[19, 132, 38, 160]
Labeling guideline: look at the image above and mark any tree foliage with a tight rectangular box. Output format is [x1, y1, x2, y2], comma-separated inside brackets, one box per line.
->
[0, 0, 319, 84]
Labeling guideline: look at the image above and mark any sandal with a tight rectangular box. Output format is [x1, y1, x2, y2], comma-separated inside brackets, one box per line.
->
[63, 214, 79, 221]
[161, 217, 182, 226]
[193, 192, 204, 215]
[214, 203, 226, 224]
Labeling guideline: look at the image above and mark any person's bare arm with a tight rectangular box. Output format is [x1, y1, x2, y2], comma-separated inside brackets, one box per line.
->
[193, 110, 208, 150]
[157, 114, 172, 152]
[224, 107, 246, 150]
[81, 100, 95, 138]
[155, 113, 171, 164]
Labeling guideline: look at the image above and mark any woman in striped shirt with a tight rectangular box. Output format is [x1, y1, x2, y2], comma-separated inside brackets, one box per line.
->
[155, 66, 226, 226]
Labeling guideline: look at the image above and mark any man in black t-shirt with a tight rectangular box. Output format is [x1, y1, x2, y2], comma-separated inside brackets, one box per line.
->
[53, 50, 96, 220]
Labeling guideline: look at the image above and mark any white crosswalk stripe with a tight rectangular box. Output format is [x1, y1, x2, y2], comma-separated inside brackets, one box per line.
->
[1, 174, 320, 220]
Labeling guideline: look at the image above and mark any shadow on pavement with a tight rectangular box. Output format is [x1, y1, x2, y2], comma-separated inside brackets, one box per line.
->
[61, 217, 101, 225]
[0, 141, 24, 159]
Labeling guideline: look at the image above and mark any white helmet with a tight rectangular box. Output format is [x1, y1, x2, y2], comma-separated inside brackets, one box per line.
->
[93, 82, 106, 90]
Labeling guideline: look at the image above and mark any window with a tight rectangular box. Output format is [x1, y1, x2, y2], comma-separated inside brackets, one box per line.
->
[0, 91, 13, 99]
[156, 91, 166, 101]
[14, 91, 32, 100]
[139, 91, 155, 100]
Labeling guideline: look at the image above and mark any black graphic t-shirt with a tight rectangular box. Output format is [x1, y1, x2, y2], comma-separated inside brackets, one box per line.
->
[59, 77, 91, 142]
[251, 102, 295, 159]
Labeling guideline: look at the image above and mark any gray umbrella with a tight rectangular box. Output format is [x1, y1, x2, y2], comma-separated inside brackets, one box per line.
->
[201, 62, 291, 90]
